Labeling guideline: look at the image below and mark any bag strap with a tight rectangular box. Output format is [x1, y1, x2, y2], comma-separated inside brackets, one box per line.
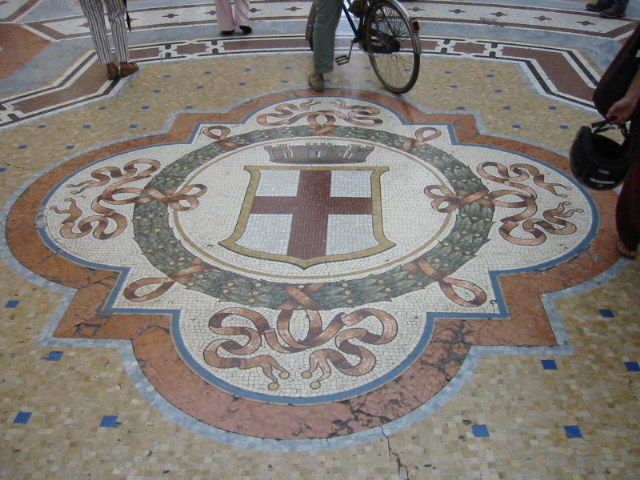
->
[124, 0, 132, 31]
[592, 119, 629, 138]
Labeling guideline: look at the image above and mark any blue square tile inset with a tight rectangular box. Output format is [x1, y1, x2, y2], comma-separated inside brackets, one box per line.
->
[46, 351, 63, 361]
[14, 411, 32, 424]
[0, 168, 6, 172]
[5, 300, 19, 308]
[100, 415, 119, 428]
[472, 425, 490, 438]
[541, 359, 557, 370]
[564, 425, 583, 438]
[599, 309, 615, 318]
[625, 361, 640, 372]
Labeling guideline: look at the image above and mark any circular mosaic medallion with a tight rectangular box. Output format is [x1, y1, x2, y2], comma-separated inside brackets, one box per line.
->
[40, 96, 595, 415]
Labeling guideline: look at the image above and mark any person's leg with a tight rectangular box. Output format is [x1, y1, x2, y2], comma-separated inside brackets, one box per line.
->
[216, 0, 235, 33]
[312, 0, 342, 75]
[586, 0, 613, 12]
[616, 158, 640, 259]
[104, 0, 129, 63]
[233, 0, 251, 33]
[104, 0, 138, 77]
[79, 0, 112, 65]
[600, 0, 628, 18]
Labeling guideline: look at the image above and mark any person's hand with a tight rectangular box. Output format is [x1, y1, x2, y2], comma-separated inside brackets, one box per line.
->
[606, 95, 640, 126]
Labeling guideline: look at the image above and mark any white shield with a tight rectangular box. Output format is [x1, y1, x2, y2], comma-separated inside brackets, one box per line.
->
[220, 166, 395, 268]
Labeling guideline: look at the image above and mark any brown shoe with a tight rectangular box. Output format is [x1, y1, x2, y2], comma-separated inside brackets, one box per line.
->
[106, 62, 119, 80]
[308, 73, 324, 92]
[119, 62, 139, 77]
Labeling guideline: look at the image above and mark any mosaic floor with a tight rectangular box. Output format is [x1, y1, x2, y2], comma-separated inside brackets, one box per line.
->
[1, 0, 639, 478]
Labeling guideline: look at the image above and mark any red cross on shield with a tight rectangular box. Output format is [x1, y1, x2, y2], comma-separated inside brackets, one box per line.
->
[220, 166, 395, 268]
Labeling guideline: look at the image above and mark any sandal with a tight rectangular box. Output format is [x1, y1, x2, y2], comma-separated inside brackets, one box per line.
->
[617, 240, 637, 259]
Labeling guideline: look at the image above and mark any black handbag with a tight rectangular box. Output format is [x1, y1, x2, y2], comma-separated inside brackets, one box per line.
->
[570, 119, 634, 190]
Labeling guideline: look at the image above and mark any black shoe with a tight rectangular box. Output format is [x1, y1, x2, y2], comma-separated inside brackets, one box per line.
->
[239, 25, 252, 34]
[221, 29, 234, 36]
[586, 0, 613, 11]
[600, 6, 625, 17]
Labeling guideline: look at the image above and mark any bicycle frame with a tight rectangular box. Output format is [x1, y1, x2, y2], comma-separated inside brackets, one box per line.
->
[307, 0, 421, 93]
[335, 0, 367, 65]
[341, 0, 362, 35]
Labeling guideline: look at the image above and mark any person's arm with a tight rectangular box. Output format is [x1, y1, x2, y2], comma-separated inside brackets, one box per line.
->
[607, 65, 640, 126]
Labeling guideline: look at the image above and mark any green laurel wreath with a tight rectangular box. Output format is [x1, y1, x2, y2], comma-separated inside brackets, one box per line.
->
[132, 125, 493, 309]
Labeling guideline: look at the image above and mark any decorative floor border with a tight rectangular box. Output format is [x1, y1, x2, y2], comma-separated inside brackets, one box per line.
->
[0, 35, 603, 130]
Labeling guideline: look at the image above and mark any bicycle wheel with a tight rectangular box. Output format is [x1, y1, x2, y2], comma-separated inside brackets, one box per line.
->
[306, 0, 317, 50]
[364, 0, 421, 94]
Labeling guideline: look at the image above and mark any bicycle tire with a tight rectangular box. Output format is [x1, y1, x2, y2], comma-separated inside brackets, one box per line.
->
[364, 0, 421, 94]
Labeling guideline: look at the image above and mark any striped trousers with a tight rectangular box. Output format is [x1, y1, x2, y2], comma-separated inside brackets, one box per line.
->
[79, 0, 130, 65]
[215, 0, 251, 31]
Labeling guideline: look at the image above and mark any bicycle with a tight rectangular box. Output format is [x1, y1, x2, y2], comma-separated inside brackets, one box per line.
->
[305, 0, 421, 94]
